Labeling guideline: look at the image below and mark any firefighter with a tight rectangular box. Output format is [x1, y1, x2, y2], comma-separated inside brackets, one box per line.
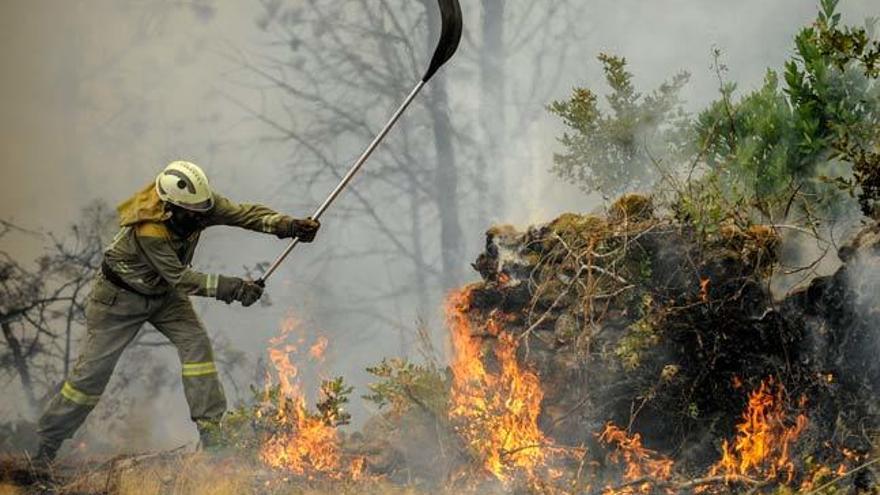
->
[33, 161, 319, 463]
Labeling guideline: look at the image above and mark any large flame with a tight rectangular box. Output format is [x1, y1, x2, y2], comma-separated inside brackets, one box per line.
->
[446, 285, 548, 481]
[444, 280, 823, 491]
[709, 377, 808, 484]
[260, 313, 362, 480]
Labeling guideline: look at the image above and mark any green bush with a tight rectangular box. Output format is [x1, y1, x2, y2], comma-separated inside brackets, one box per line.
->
[363, 358, 449, 420]
[696, 0, 880, 215]
[549, 54, 691, 197]
[552, 0, 880, 220]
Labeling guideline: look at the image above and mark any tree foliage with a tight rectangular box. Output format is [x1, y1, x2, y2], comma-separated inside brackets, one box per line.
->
[696, 0, 880, 216]
[552, 1, 880, 221]
[549, 54, 691, 197]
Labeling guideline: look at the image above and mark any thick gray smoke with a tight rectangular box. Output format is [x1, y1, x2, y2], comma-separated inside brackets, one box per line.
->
[0, 0, 877, 454]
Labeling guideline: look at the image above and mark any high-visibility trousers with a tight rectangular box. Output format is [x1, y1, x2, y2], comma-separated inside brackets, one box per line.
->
[37, 276, 227, 447]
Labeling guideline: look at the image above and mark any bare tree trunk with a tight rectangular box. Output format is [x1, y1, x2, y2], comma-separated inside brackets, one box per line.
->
[409, 193, 430, 315]
[479, 0, 506, 227]
[424, 0, 464, 289]
[1, 320, 38, 413]
[429, 78, 464, 290]
[402, 134, 431, 318]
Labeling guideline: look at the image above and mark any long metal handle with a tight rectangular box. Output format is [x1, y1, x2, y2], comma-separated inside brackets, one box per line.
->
[257, 80, 426, 285]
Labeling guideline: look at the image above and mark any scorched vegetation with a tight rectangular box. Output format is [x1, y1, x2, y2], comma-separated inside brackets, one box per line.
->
[3, 1, 880, 494]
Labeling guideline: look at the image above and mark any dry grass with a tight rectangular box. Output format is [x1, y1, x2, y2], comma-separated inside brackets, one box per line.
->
[47, 452, 428, 495]
[0, 450, 436, 495]
[54, 452, 252, 495]
[119, 454, 251, 495]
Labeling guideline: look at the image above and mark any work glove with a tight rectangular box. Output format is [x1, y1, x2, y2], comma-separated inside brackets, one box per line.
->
[216, 275, 264, 307]
[283, 217, 320, 243]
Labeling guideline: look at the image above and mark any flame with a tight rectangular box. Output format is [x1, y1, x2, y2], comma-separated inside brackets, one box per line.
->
[699, 277, 710, 303]
[259, 313, 362, 480]
[440, 275, 836, 491]
[260, 396, 344, 476]
[599, 423, 674, 494]
[309, 336, 329, 361]
[709, 378, 808, 484]
[446, 285, 548, 482]
[598, 379, 810, 493]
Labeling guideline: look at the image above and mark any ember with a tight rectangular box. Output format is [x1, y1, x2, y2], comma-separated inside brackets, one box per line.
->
[699, 277, 710, 303]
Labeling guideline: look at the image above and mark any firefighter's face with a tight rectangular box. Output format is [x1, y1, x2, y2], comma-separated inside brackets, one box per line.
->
[165, 203, 206, 237]
[172, 206, 200, 222]
[167, 204, 204, 225]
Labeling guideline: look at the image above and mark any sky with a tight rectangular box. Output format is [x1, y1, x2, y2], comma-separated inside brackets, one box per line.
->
[1, 0, 877, 452]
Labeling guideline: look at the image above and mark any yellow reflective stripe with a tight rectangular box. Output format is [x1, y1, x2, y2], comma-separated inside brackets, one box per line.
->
[262, 214, 282, 233]
[182, 361, 217, 377]
[61, 381, 101, 406]
[205, 273, 219, 297]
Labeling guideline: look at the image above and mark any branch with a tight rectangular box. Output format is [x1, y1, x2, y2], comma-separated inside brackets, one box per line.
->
[594, 474, 763, 495]
[1, 320, 38, 412]
[220, 91, 440, 277]
[803, 457, 880, 495]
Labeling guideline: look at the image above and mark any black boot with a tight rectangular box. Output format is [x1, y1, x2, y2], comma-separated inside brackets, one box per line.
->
[32, 440, 60, 469]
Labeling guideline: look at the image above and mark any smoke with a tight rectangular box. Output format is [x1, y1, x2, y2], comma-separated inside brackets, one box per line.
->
[1, 0, 878, 455]
[842, 239, 880, 384]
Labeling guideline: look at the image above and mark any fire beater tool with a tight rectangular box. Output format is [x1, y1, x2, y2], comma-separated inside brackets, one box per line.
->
[256, 0, 463, 286]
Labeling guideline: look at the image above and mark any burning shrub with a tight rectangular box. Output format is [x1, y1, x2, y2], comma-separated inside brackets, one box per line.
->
[200, 315, 364, 483]
[441, 190, 880, 491]
[709, 378, 808, 484]
[468, 197, 779, 448]
[446, 286, 549, 482]
[598, 423, 674, 494]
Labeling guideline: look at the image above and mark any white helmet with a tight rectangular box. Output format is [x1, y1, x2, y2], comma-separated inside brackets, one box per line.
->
[155, 161, 214, 211]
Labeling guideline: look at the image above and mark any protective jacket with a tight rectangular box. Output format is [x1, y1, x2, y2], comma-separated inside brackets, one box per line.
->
[104, 183, 294, 297]
[36, 183, 294, 452]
